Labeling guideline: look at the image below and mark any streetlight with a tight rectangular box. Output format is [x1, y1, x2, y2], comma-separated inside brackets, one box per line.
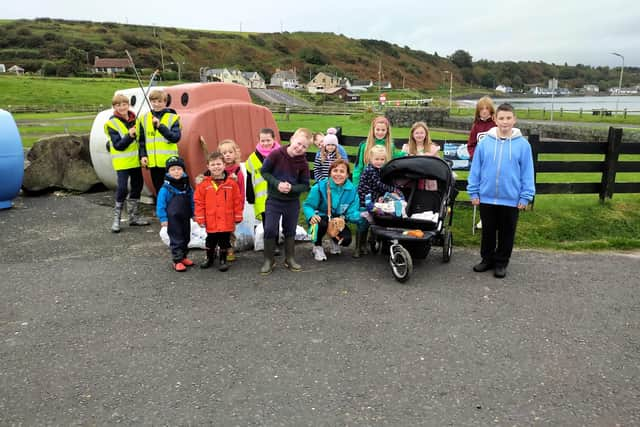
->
[610, 52, 624, 114]
[444, 70, 453, 110]
[169, 61, 185, 81]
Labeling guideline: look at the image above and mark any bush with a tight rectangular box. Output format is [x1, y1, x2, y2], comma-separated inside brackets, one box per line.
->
[299, 47, 328, 65]
[122, 34, 155, 48]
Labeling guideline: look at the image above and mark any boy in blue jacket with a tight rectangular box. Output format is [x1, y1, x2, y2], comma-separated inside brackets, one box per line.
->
[156, 156, 195, 272]
[467, 103, 535, 278]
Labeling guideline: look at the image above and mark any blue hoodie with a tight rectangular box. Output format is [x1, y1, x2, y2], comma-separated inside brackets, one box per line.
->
[467, 127, 535, 207]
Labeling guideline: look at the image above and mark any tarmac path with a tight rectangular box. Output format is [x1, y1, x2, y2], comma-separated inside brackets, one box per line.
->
[1, 193, 638, 425]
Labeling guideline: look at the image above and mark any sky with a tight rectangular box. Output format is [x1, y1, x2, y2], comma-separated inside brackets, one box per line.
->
[4, 0, 639, 68]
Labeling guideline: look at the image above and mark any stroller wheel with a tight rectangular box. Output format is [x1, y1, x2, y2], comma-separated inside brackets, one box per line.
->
[442, 230, 453, 263]
[389, 245, 413, 283]
[370, 238, 381, 254]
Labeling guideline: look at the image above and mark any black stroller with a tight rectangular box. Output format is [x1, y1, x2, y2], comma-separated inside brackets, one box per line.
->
[368, 156, 457, 282]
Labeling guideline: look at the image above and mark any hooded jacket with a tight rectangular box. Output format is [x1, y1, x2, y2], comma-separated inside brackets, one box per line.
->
[303, 177, 361, 225]
[194, 172, 244, 233]
[467, 127, 535, 208]
[156, 173, 194, 223]
[467, 117, 496, 159]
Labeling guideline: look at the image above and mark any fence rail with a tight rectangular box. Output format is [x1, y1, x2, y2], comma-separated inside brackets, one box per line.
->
[281, 127, 640, 201]
[3, 104, 106, 113]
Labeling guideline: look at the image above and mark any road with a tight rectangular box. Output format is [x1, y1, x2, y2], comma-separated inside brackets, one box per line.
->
[250, 89, 311, 107]
[1, 192, 638, 425]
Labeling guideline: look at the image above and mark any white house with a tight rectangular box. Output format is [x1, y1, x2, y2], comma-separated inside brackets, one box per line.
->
[350, 79, 372, 91]
[205, 68, 234, 83]
[93, 57, 130, 74]
[270, 69, 299, 89]
[241, 71, 266, 89]
[8, 65, 25, 75]
[495, 85, 513, 93]
[583, 84, 599, 93]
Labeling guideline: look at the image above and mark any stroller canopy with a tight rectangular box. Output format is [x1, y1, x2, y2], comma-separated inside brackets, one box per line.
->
[381, 156, 453, 184]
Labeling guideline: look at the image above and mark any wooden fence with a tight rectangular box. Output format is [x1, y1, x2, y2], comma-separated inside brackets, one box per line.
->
[280, 127, 640, 201]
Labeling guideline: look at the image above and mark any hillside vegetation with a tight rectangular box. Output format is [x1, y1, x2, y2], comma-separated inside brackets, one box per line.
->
[2, 18, 638, 91]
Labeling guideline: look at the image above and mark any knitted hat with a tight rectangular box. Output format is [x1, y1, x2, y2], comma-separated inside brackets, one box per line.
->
[165, 156, 186, 172]
[323, 127, 339, 147]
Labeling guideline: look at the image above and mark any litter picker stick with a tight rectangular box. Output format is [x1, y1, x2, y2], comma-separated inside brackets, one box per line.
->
[135, 69, 160, 117]
[472, 204, 477, 235]
[125, 50, 154, 112]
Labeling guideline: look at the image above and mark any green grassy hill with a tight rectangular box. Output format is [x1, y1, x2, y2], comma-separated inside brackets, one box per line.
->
[0, 18, 453, 89]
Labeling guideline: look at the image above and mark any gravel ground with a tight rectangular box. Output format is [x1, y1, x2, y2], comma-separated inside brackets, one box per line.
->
[1, 192, 638, 426]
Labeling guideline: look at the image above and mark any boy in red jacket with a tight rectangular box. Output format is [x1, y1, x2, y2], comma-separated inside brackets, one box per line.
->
[194, 152, 244, 271]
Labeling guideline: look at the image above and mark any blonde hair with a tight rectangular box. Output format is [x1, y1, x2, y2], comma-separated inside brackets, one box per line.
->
[111, 94, 130, 106]
[369, 144, 387, 161]
[148, 89, 167, 102]
[218, 139, 241, 165]
[363, 116, 392, 165]
[406, 121, 435, 155]
[474, 96, 496, 121]
[291, 128, 312, 145]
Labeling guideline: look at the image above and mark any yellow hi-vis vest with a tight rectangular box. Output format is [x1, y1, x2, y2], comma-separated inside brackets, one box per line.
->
[245, 152, 267, 219]
[139, 112, 180, 168]
[104, 117, 140, 170]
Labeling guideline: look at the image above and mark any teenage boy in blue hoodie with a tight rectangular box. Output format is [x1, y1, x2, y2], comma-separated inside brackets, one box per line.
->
[467, 103, 535, 278]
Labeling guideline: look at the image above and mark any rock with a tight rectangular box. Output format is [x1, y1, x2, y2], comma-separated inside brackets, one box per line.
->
[23, 134, 100, 193]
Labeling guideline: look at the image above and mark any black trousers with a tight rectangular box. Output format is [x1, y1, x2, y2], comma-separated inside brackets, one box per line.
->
[479, 203, 519, 267]
[150, 167, 166, 197]
[314, 217, 353, 247]
[206, 232, 231, 252]
[115, 168, 144, 203]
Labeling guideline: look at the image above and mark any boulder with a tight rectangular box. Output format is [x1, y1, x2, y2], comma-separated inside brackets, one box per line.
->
[23, 134, 100, 192]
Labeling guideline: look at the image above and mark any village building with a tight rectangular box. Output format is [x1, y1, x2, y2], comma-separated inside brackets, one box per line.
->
[92, 57, 131, 74]
[7, 65, 24, 75]
[269, 69, 299, 89]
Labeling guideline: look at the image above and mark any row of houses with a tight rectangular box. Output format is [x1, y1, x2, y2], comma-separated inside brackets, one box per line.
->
[0, 64, 25, 75]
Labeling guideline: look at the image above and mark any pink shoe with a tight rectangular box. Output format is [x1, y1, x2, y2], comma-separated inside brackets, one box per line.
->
[173, 262, 187, 272]
[180, 258, 194, 267]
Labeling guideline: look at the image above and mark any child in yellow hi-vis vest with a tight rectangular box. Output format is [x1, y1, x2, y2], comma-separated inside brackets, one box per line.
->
[104, 94, 150, 233]
[245, 128, 282, 253]
[137, 89, 182, 199]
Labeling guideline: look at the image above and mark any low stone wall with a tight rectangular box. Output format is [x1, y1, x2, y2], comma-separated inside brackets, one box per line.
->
[385, 108, 450, 127]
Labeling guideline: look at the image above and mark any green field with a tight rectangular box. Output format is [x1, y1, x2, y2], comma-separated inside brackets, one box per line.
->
[7, 77, 640, 252]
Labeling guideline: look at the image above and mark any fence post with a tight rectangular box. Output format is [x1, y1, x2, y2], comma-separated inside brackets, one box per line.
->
[579, 108, 583, 117]
[599, 127, 623, 202]
[529, 134, 540, 210]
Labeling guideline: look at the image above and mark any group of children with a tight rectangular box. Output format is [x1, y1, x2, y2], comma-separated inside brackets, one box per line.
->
[104, 89, 534, 279]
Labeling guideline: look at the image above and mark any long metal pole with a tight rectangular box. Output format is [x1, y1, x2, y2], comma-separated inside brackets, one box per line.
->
[125, 50, 154, 112]
[610, 52, 624, 114]
[449, 72, 453, 110]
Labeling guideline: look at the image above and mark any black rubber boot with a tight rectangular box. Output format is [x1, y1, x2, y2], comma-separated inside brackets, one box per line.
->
[218, 250, 229, 272]
[200, 249, 215, 269]
[361, 230, 370, 255]
[352, 232, 362, 258]
[283, 237, 302, 271]
[260, 239, 276, 275]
